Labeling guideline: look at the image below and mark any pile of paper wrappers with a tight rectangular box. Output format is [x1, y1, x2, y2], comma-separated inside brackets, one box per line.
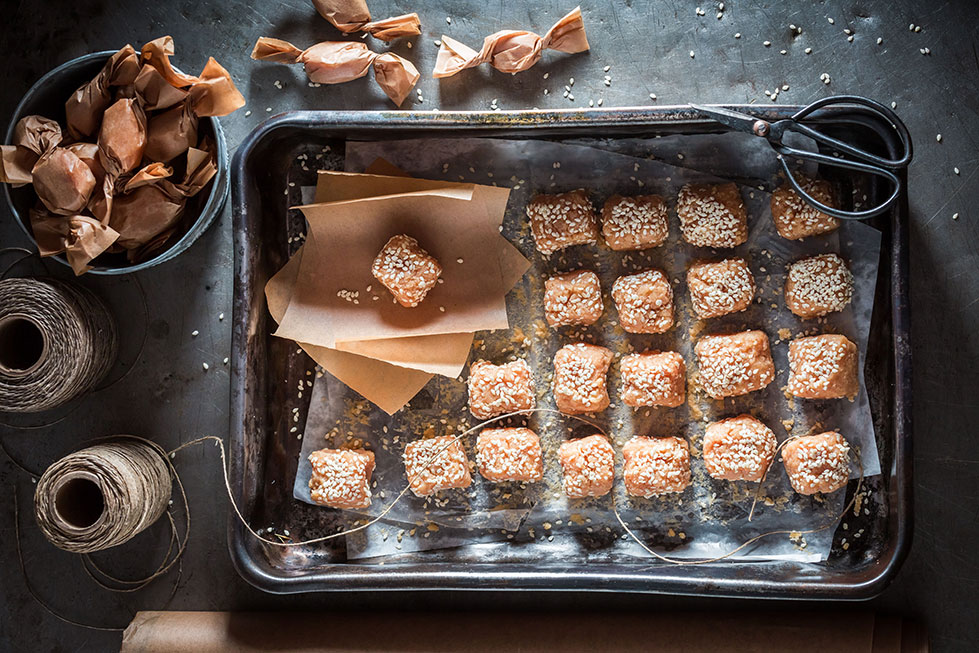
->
[0, 37, 244, 273]
[266, 163, 530, 414]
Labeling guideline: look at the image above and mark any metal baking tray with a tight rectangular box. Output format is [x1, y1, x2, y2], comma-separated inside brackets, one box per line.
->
[229, 106, 911, 597]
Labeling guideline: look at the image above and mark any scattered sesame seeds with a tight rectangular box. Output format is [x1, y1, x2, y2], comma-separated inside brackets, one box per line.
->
[763, 40, 772, 47]
[828, 17, 835, 24]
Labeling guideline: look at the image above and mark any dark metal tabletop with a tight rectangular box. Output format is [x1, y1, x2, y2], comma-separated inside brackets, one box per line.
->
[1, 0, 976, 650]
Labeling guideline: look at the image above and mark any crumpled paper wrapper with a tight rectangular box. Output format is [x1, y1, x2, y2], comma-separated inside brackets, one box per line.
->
[251, 38, 419, 106]
[0, 36, 242, 274]
[312, 0, 420, 41]
[433, 6, 589, 78]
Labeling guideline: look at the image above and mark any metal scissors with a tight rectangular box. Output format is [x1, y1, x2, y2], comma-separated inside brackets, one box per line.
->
[689, 96, 913, 220]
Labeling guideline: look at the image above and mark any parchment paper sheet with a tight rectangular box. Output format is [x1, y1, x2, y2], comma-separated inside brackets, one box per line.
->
[291, 134, 881, 563]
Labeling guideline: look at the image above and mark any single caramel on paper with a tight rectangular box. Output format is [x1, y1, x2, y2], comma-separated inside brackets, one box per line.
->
[265, 248, 433, 415]
[274, 189, 511, 347]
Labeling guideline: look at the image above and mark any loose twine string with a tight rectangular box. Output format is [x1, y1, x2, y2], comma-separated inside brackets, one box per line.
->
[19, 409, 864, 630]
[0, 278, 117, 413]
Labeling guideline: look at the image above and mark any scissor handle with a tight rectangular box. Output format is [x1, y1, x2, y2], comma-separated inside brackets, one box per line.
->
[773, 95, 913, 170]
[775, 144, 902, 220]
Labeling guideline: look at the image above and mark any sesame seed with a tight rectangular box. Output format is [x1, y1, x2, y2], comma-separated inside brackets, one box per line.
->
[763, 40, 771, 46]
[446, 16, 451, 23]
[434, 40, 442, 46]
[734, 32, 741, 38]
[202, 362, 209, 371]
[828, 17, 835, 24]
[877, 37, 883, 45]
[954, 167, 960, 175]
[936, 134, 942, 142]
[952, 213, 959, 220]
[690, 50, 696, 58]
[805, 47, 812, 54]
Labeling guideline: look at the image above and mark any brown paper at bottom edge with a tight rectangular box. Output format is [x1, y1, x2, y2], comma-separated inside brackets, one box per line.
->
[266, 247, 435, 415]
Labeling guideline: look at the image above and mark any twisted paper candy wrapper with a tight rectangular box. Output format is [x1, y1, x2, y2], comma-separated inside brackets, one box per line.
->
[312, 0, 420, 41]
[0, 36, 242, 274]
[251, 38, 420, 106]
[433, 6, 589, 78]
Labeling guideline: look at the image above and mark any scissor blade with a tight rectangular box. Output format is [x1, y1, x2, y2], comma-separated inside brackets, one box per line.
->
[689, 104, 760, 134]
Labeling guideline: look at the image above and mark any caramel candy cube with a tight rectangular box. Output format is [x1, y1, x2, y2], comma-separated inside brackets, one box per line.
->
[467, 359, 536, 420]
[687, 257, 756, 319]
[526, 190, 599, 255]
[702, 415, 777, 482]
[782, 431, 851, 495]
[611, 269, 674, 334]
[475, 427, 544, 483]
[694, 330, 775, 399]
[308, 448, 375, 510]
[787, 334, 859, 399]
[544, 270, 604, 327]
[557, 434, 615, 498]
[771, 176, 840, 240]
[620, 351, 686, 408]
[677, 182, 748, 248]
[601, 194, 669, 251]
[403, 436, 472, 497]
[552, 343, 613, 414]
[785, 253, 853, 319]
[622, 436, 691, 497]
[370, 234, 442, 307]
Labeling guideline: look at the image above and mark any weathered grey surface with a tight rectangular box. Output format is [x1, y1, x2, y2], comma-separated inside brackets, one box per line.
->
[1, 0, 976, 650]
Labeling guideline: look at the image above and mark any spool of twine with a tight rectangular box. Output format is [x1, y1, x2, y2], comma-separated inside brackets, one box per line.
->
[33, 440, 172, 554]
[0, 278, 117, 412]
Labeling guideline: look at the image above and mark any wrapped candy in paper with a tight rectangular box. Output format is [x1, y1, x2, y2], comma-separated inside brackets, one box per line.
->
[0, 116, 63, 186]
[312, 0, 420, 41]
[30, 209, 120, 275]
[251, 38, 419, 106]
[144, 101, 198, 162]
[109, 179, 185, 251]
[133, 64, 188, 111]
[98, 98, 147, 176]
[433, 6, 589, 78]
[140, 37, 245, 117]
[31, 148, 97, 215]
[65, 45, 141, 138]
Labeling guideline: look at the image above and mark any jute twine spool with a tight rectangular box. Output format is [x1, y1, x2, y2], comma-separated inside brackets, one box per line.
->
[33, 440, 172, 554]
[0, 278, 117, 412]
